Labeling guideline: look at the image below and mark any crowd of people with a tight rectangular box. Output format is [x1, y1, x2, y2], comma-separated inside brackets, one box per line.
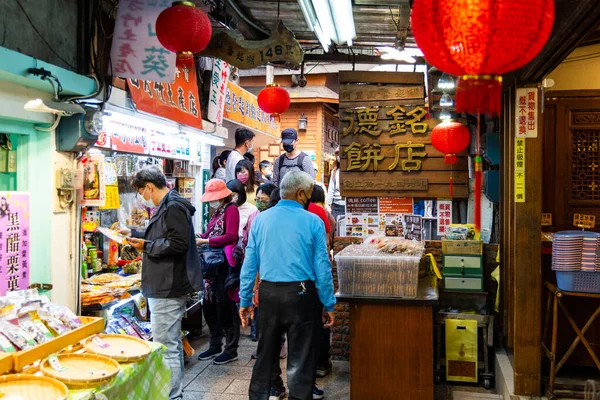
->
[126, 126, 345, 400]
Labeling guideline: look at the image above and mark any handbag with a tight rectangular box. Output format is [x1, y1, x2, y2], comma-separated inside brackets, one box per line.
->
[197, 244, 226, 280]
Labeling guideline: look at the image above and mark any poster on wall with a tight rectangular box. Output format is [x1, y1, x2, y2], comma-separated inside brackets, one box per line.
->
[404, 215, 423, 241]
[0, 192, 30, 294]
[436, 200, 453, 236]
[82, 154, 106, 207]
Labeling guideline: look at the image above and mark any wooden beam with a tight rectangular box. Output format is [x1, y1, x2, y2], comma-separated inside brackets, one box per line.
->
[304, 53, 426, 65]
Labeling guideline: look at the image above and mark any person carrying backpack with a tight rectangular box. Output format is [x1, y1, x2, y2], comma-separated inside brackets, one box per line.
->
[272, 128, 316, 186]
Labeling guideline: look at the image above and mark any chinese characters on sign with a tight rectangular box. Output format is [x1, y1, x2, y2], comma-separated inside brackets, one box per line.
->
[127, 60, 202, 129]
[379, 197, 413, 214]
[515, 138, 526, 203]
[223, 81, 280, 136]
[541, 213, 553, 227]
[346, 197, 379, 214]
[111, 0, 177, 82]
[436, 200, 453, 236]
[0, 193, 30, 295]
[515, 88, 538, 138]
[344, 141, 427, 172]
[342, 106, 428, 138]
[573, 213, 596, 229]
[207, 58, 230, 125]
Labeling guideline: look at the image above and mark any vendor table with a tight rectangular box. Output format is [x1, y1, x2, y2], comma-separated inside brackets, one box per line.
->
[67, 342, 170, 400]
[336, 279, 438, 400]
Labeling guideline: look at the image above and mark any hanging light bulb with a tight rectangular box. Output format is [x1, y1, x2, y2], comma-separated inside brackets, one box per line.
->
[438, 73, 455, 90]
[440, 94, 454, 108]
[440, 109, 452, 120]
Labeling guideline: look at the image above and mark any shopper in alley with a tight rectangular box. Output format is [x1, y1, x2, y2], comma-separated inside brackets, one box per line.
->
[125, 166, 203, 400]
[226, 128, 256, 182]
[272, 128, 315, 186]
[239, 170, 336, 400]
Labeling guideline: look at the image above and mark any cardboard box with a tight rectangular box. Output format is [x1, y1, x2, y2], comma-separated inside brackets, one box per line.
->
[178, 178, 195, 198]
[442, 240, 483, 255]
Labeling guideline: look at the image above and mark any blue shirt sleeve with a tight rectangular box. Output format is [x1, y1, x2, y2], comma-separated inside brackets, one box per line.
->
[239, 219, 259, 308]
[312, 220, 336, 312]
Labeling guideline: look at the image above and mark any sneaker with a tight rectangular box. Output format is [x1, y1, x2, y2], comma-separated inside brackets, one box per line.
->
[312, 385, 324, 399]
[269, 386, 287, 399]
[316, 361, 332, 378]
[197, 347, 221, 361]
[213, 352, 238, 365]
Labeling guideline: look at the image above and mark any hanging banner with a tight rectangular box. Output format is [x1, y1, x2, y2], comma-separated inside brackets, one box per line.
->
[0, 192, 30, 294]
[224, 81, 280, 136]
[515, 138, 526, 202]
[111, 0, 177, 82]
[437, 200, 453, 236]
[207, 58, 230, 125]
[515, 88, 538, 138]
[128, 60, 203, 130]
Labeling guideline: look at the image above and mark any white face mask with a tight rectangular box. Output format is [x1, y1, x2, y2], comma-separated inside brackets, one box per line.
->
[209, 200, 221, 209]
[141, 187, 156, 208]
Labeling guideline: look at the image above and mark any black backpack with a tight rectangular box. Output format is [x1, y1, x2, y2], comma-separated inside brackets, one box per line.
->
[276, 152, 308, 177]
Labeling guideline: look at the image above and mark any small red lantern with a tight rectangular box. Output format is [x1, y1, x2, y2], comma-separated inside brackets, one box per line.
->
[156, 2, 212, 66]
[431, 121, 470, 197]
[257, 84, 290, 120]
[412, 0, 554, 115]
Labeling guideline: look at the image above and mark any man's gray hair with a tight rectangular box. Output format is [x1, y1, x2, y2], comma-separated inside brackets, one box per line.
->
[280, 170, 314, 199]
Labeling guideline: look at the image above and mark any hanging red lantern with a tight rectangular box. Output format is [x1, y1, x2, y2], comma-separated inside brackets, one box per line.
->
[257, 84, 290, 120]
[431, 121, 471, 197]
[156, 2, 212, 66]
[411, 0, 554, 115]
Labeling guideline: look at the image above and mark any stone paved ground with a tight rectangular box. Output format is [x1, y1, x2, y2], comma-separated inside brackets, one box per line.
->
[182, 326, 350, 399]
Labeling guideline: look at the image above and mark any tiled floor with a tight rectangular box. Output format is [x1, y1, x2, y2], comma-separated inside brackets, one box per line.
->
[182, 326, 350, 399]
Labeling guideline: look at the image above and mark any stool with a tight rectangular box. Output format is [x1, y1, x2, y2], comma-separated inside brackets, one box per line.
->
[542, 282, 600, 399]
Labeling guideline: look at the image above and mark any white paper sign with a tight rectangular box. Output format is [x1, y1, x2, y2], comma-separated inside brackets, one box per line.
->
[111, 0, 177, 82]
[515, 88, 538, 138]
[207, 59, 230, 125]
[436, 200, 453, 236]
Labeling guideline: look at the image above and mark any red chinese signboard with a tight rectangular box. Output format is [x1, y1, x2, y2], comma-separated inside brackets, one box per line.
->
[515, 88, 538, 138]
[128, 62, 202, 130]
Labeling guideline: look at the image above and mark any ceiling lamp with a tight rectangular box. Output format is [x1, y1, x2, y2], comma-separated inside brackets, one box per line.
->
[437, 73, 455, 90]
[439, 94, 454, 108]
[257, 84, 290, 120]
[439, 109, 452, 121]
[156, 2, 212, 66]
[375, 47, 423, 63]
[298, 0, 356, 51]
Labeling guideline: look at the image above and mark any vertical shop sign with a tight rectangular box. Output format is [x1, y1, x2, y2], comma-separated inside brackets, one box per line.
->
[437, 200, 453, 236]
[128, 60, 203, 130]
[111, 0, 176, 82]
[224, 81, 281, 136]
[201, 170, 211, 232]
[207, 58, 230, 125]
[515, 139, 526, 202]
[515, 88, 538, 138]
[0, 192, 30, 294]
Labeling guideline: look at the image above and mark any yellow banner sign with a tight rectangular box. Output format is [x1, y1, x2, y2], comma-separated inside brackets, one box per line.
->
[514, 138, 525, 203]
[224, 81, 281, 137]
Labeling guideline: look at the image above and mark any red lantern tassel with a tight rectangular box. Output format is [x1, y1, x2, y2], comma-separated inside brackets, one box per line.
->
[474, 155, 482, 232]
[176, 52, 195, 69]
[449, 175, 453, 197]
[456, 76, 502, 115]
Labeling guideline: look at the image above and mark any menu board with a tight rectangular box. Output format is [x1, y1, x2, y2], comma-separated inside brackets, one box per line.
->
[379, 197, 413, 214]
[346, 197, 378, 214]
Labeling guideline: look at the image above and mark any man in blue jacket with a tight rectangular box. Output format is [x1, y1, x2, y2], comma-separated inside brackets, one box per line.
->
[125, 166, 203, 400]
[239, 170, 336, 400]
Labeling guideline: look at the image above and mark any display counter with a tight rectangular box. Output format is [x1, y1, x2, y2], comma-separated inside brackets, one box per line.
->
[336, 278, 438, 400]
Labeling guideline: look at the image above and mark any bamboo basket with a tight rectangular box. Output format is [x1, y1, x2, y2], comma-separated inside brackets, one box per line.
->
[0, 374, 68, 400]
[83, 334, 151, 362]
[40, 353, 119, 388]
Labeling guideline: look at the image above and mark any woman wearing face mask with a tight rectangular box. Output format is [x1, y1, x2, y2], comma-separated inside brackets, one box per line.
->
[235, 159, 258, 206]
[226, 179, 257, 238]
[196, 179, 242, 365]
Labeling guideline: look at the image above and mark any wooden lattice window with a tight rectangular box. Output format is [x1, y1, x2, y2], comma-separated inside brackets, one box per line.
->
[571, 131, 600, 201]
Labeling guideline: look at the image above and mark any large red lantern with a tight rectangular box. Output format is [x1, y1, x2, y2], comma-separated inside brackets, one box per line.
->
[412, 0, 554, 115]
[431, 121, 470, 197]
[257, 84, 290, 120]
[156, 2, 212, 66]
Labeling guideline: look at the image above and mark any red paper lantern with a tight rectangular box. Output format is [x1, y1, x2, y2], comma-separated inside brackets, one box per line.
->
[257, 84, 290, 119]
[412, 0, 554, 115]
[156, 2, 212, 65]
[431, 121, 470, 165]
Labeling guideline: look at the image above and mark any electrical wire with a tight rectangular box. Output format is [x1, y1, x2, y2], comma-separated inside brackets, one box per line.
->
[14, 0, 75, 70]
[389, 6, 399, 29]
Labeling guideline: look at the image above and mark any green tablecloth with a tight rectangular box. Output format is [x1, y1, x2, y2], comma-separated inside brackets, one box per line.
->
[67, 342, 170, 400]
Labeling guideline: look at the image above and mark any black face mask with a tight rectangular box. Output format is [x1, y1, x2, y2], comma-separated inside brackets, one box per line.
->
[302, 191, 311, 210]
[283, 143, 294, 153]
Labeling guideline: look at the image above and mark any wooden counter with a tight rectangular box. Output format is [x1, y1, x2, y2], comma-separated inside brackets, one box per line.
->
[337, 279, 438, 400]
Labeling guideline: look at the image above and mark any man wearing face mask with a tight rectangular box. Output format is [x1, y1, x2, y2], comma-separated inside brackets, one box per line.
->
[226, 128, 256, 183]
[239, 170, 336, 400]
[123, 166, 203, 400]
[272, 128, 316, 187]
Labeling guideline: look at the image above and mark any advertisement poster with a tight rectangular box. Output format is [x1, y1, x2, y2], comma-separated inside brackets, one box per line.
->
[82, 154, 106, 207]
[345, 214, 379, 237]
[437, 200, 453, 236]
[404, 214, 423, 241]
[0, 192, 30, 294]
[379, 197, 413, 214]
[346, 197, 378, 214]
[382, 214, 404, 237]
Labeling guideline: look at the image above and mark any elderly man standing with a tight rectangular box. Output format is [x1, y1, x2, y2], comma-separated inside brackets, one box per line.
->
[239, 170, 336, 400]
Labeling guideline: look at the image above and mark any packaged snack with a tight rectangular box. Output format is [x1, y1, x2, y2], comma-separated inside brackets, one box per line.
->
[0, 321, 37, 350]
[40, 304, 82, 330]
[19, 312, 54, 344]
[0, 333, 16, 353]
[116, 317, 141, 339]
[122, 315, 150, 340]
[38, 315, 70, 336]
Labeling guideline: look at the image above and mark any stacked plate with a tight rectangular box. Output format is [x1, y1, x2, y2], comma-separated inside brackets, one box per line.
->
[582, 233, 600, 271]
[552, 232, 585, 271]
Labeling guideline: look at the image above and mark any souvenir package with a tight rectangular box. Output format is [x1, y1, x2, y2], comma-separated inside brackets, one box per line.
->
[121, 315, 151, 340]
[0, 333, 16, 353]
[19, 311, 54, 344]
[0, 320, 37, 350]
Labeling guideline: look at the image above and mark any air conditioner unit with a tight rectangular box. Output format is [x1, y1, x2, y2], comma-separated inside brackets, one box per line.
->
[56, 110, 103, 152]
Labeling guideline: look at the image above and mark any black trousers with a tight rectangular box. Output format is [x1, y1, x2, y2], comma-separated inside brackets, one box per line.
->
[249, 281, 319, 400]
[203, 267, 240, 355]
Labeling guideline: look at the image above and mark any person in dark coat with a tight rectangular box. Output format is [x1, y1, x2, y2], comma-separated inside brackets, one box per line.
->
[124, 166, 203, 400]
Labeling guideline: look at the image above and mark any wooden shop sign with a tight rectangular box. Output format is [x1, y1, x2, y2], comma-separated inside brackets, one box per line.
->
[339, 71, 468, 198]
[199, 21, 304, 70]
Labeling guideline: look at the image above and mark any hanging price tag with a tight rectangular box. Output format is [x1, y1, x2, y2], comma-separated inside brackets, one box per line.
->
[92, 335, 110, 349]
[541, 213, 553, 226]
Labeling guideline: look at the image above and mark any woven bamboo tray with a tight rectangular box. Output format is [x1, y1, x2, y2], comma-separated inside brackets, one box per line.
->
[0, 373, 68, 399]
[40, 353, 119, 388]
[83, 334, 151, 362]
